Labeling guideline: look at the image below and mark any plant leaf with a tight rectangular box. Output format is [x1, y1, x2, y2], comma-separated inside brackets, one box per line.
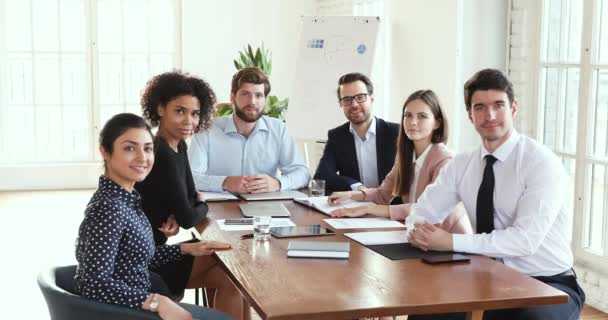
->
[255, 48, 262, 68]
[247, 44, 255, 61]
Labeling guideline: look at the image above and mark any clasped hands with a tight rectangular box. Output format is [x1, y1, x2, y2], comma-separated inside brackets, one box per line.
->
[222, 174, 281, 193]
[408, 223, 453, 252]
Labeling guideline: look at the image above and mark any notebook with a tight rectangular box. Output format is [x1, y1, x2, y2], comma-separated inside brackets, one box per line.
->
[239, 190, 308, 201]
[202, 191, 239, 202]
[287, 240, 350, 259]
[293, 196, 374, 215]
[239, 202, 291, 217]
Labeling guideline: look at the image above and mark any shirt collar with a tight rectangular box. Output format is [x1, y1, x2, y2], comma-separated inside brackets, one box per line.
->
[98, 175, 141, 206]
[349, 116, 376, 140]
[225, 113, 268, 134]
[480, 129, 520, 163]
[414, 143, 433, 168]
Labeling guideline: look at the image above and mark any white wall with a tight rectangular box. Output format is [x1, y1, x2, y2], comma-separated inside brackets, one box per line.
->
[375, 0, 507, 153]
[181, 0, 317, 104]
[182, 0, 508, 153]
[455, 0, 508, 152]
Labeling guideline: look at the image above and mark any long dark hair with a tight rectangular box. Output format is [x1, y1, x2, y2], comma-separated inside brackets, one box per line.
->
[392, 90, 448, 196]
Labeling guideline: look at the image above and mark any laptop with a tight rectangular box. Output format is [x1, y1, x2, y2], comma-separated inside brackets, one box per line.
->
[239, 202, 291, 217]
[238, 190, 308, 201]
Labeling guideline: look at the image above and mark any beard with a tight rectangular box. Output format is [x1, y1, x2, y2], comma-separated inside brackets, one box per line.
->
[234, 105, 263, 123]
[346, 111, 371, 125]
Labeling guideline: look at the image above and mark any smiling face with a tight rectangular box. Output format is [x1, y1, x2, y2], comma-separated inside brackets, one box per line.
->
[338, 80, 373, 125]
[100, 127, 154, 191]
[468, 89, 517, 150]
[157, 94, 201, 142]
[231, 82, 266, 123]
[403, 98, 440, 145]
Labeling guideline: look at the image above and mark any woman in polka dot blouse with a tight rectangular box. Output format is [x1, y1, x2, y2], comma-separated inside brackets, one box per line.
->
[136, 71, 249, 319]
[75, 113, 232, 320]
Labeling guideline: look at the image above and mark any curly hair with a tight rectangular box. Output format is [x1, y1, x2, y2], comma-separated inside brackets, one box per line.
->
[141, 70, 216, 133]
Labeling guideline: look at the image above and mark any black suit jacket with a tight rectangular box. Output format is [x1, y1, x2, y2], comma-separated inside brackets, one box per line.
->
[314, 117, 399, 192]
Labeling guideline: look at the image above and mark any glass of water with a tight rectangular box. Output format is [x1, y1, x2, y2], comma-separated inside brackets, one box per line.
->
[309, 179, 325, 197]
[253, 216, 272, 241]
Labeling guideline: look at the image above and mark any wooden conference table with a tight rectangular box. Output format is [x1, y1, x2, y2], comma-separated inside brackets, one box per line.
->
[195, 199, 568, 320]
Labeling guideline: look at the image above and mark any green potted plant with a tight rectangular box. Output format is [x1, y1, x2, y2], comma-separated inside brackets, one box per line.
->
[214, 44, 289, 121]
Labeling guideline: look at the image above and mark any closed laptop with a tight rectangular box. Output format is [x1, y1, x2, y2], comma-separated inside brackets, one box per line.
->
[239, 203, 291, 217]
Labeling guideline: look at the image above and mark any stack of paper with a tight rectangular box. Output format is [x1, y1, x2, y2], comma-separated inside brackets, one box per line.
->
[293, 196, 374, 215]
[287, 240, 350, 259]
[323, 217, 405, 229]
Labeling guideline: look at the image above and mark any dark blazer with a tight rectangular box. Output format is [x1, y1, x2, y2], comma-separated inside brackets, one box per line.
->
[314, 117, 399, 192]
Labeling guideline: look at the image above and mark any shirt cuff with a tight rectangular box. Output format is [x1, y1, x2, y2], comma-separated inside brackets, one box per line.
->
[278, 176, 289, 191]
[452, 233, 475, 253]
[350, 182, 363, 191]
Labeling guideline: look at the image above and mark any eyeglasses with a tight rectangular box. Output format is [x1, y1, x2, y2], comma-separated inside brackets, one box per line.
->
[339, 93, 369, 106]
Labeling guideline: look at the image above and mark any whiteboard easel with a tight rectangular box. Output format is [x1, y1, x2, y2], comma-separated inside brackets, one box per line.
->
[287, 16, 380, 140]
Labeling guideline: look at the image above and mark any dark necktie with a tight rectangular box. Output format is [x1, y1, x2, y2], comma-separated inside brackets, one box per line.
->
[476, 155, 498, 234]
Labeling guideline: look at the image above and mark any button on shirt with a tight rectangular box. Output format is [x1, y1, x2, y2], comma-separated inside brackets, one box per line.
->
[75, 176, 182, 309]
[188, 114, 310, 192]
[409, 144, 433, 203]
[411, 131, 573, 276]
[349, 116, 379, 190]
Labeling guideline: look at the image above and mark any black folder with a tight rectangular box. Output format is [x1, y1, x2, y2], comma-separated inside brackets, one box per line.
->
[367, 243, 462, 260]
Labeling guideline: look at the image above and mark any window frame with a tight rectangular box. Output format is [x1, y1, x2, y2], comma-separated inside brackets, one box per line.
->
[0, 0, 182, 190]
[533, 0, 608, 265]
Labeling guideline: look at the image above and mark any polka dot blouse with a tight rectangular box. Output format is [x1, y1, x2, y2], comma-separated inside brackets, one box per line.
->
[75, 176, 182, 309]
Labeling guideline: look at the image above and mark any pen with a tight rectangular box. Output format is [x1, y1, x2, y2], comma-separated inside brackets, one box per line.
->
[240, 233, 254, 239]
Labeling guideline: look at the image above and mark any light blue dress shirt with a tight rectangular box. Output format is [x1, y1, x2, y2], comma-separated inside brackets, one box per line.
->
[188, 114, 310, 192]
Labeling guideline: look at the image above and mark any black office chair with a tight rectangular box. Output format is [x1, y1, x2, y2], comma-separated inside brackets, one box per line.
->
[37, 265, 160, 320]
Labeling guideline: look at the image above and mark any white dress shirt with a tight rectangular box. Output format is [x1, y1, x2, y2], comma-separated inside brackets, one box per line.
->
[409, 144, 432, 203]
[349, 117, 379, 190]
[187, 114, 310, 192]
[410, 130, 573, 276]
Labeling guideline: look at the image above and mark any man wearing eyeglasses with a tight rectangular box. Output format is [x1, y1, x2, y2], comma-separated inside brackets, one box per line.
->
[314, 72, 399, 193]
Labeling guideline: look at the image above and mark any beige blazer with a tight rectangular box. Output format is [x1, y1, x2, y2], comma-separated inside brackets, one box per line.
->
[363, 143, 472, 234]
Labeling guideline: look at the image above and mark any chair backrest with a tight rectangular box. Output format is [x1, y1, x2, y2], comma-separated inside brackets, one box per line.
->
[37, 265, 159, 320]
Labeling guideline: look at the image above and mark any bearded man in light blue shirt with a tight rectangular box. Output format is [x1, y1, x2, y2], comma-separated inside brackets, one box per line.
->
[188, 67, 310, 193]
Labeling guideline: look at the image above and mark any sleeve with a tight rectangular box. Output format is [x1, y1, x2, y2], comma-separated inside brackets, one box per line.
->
[150, 244, 182, 269]
[188, 132, 228, 192]
[452, 151, 566, 257]
[409, 156, 462, 224]
[363, 162, 398, 205]
[382, 156, 453, 221]
[313, 130, 360, 191]
[276, 125, 311, 190]
[77, 202, 149, 308]
[156, 145, 207, 229]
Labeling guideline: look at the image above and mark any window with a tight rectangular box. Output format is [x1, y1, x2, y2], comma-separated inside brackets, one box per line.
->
[537, 0, 608, 260]
[0, 0, 179, 167]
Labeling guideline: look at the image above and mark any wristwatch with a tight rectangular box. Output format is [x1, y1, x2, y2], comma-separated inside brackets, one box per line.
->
[149, 293, 159, 312]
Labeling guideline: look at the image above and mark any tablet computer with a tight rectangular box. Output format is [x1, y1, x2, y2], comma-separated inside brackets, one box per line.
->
[271, 225, 335, 238]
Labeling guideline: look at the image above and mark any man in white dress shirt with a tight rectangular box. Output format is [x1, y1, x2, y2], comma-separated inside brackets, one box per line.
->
[407, 69, 584, 320]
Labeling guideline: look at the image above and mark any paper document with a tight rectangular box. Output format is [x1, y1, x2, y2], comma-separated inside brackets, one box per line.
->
[202, 192, 239, 202]
[344, 231, 408, 245]
[323, 218, 406, 229]
[294, 196, 374, 215]
[217, 218, 295, 231]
